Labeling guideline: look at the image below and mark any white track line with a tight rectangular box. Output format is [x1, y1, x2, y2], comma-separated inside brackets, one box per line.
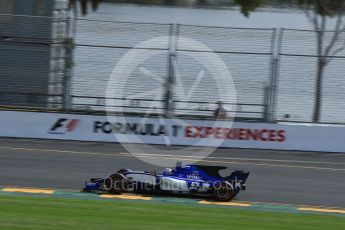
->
[0, 146, 344, 171]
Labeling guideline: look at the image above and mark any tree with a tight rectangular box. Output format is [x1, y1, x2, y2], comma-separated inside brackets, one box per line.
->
[234, 0, 267, 17]
[297, 0, 345, 122]
[234, 0, 345, 122]
[69, 0, 101, 15]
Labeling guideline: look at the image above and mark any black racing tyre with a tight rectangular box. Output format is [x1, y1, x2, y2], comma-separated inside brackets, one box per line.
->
[213, 181, 235, 201]
[82, 188, 91, 193]
[104, 173, 127, 193]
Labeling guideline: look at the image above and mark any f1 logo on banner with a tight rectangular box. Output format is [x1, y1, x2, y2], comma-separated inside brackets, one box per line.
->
[49, 118, 80, 134]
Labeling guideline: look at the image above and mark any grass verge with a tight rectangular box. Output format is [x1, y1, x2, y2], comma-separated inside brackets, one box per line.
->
[0, 195, 344, 230]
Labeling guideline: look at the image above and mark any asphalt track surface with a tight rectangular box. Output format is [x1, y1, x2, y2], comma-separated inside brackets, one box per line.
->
[0, 137, 344, 208]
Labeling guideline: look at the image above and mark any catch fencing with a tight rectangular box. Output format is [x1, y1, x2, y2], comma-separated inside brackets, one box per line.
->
[0, 14, 70, 109]
[276, 29, 345, 123]
[1, 14, 345, 123]
[72, 19, 275, 121]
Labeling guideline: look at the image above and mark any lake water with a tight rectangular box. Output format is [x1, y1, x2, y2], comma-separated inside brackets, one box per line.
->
[78, 3, 340, 29]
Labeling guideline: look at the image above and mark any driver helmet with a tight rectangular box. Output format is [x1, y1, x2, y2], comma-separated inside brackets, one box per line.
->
[163, 168, 173, 175]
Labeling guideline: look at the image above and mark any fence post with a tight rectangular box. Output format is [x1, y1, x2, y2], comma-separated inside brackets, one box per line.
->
[62, 6, 78, 111]
[164, 24, 178, 117]
[62, 16, 71, 111]
[263, 85, 270, 121]
[63, 41, 72, 111]
[266, 28, 282, 122]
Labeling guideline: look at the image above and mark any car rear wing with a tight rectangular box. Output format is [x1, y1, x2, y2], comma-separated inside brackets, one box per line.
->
[225, 171, 250, 190]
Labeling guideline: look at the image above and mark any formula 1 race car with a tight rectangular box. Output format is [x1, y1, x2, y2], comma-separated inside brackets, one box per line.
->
[83, 162, 249, 201]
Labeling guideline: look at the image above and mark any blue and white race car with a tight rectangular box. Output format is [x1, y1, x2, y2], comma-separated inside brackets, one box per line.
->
[83, 162, 249, 201]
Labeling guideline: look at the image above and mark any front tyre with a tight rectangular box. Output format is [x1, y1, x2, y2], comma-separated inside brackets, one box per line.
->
[213, 182, 235, 201]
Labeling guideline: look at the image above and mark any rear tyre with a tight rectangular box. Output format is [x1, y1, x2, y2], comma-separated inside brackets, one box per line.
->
[213, 182, 235, 201]
[104, 173, 127, 194]
[82, 188, 91, 193]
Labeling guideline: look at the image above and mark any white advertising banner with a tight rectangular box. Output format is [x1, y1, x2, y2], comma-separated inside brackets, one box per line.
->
[0, 111, 344, 153]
